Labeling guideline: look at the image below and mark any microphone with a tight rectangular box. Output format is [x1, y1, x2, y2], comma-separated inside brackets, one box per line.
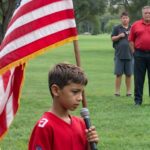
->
[80, 107, 98, 150]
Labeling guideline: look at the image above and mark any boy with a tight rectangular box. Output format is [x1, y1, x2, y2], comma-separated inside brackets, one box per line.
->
[28, 63, 99, 150]
[111, 12, 133, 96]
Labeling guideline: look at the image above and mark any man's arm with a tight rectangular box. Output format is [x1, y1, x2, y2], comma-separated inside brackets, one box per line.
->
[129, 41, 135, 53]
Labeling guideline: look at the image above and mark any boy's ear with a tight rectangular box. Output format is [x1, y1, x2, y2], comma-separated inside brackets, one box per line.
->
[51, 84, 60, 97]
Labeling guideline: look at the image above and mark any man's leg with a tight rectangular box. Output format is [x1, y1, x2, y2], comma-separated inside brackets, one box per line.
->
[147, 71, 150, 97]
[134, 52, 146, 105]
[146, 53, 150, 97]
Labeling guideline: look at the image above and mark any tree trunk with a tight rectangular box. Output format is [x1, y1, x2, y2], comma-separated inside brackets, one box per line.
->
[0, 0, 17, 44]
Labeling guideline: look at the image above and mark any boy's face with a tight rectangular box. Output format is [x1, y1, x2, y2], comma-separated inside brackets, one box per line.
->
[121, 16, 129, 26]
[57, 83, 84, 111]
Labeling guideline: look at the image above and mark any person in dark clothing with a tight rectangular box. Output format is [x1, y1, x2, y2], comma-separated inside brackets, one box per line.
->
[111, 12, 133, 97]
[129, 6, 150, 105]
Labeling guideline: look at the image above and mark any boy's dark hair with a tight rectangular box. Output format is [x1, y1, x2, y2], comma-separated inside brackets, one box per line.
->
[48, 63, 88, 96]
[120, 12, 129, 17]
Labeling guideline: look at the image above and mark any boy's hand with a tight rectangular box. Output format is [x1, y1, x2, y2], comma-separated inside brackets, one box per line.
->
[85, 126, 99, 143]
[119, 32, 125, 38]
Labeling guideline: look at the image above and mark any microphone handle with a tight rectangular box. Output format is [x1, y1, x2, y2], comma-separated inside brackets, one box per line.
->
[84, 118, 98, 150]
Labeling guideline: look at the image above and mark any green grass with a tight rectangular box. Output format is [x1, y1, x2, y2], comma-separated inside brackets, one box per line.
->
[1, 34, 150, 150]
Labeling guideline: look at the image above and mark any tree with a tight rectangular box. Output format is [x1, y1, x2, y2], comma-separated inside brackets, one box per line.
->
[73, 0, 107, 34]
[108, 0, 150, 22]
[109, 0, 130, 10]
[0, 0, 107, 38]
[0, 0, 19, 44]
[100, 13, 119, 33]
[73, 0, 107, 24]
[128, 0, 150, 22]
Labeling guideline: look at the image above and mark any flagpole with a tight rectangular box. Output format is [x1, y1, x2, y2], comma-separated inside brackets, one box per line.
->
[73, 40, 87, 108]
[73, 40, 98, 150]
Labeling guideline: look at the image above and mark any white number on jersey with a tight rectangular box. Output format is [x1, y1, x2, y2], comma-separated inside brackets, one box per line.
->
[38, 118, 48, 128]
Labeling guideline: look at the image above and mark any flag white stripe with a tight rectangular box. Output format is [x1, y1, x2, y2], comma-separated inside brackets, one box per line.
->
[0, 0, 77, 138]
[5, 1, 73, 37]
[6, 94, 14, 127]
[0, 19, 76, 58]
[20, 0, 32, 6]
[0, 68, 15, 115]
[0, 76, 5, 104]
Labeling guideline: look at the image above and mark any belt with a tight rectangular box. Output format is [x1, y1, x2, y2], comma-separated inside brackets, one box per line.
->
[136, 48, 150, 53]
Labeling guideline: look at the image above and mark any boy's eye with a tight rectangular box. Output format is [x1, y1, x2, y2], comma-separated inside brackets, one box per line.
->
[72, 90, 79, 94]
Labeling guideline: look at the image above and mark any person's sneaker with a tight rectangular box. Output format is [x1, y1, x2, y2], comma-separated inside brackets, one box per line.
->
[114, 93, 120, 97]
[135, 102, 141, 106]
[126, 93, 132, 97]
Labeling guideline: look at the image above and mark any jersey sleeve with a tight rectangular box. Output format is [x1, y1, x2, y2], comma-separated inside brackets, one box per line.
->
[28, 118, 53, 150]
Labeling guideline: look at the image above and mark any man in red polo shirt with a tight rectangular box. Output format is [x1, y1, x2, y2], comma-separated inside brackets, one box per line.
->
[129, 6, 150, 105]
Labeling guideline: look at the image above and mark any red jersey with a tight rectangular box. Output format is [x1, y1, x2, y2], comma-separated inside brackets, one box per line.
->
[28, 112, 88, 150]
[128, 19, 150, 50]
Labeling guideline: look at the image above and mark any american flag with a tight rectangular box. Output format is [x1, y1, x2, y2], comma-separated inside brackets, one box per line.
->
[0, 0, 77, 139]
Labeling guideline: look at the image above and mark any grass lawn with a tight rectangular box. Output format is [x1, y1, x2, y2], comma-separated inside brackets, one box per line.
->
[1, 34, 150, 150]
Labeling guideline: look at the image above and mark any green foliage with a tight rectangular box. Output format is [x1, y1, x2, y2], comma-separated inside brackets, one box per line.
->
[0, 0, 17, 43]
[73, 0, 106, 23]
[108, 0, 150, 22]
[105, 19, 120, 33]
[100, 13, 119, 33]
[88, 0, 106, 15]
[128, 0, 150, 22]
[0, 0, 10, 23]
[78, 15, 101, 35]
[90, 15, 101, 35]
[73, 0, 107, 34]
[1, 35, 150, 149]
[73, 0, 90, 24]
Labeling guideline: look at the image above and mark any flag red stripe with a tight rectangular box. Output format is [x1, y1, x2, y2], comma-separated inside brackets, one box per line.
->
[2, 9, 75, 49]
[0, 110, 7, 137]
[2, 71, 11, 91]
[0, 65, 25, 138]
[0, 0, 77, 139]
[12, 65, 24, 114]
[1, 28, 77, 69]
[8, 0, 61, 29]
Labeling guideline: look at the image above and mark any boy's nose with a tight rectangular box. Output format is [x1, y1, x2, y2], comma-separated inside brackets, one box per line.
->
[77, 93, 82, 101]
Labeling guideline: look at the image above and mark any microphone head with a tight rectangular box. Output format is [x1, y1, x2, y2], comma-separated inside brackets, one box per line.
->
[80, 107, 90, 118]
